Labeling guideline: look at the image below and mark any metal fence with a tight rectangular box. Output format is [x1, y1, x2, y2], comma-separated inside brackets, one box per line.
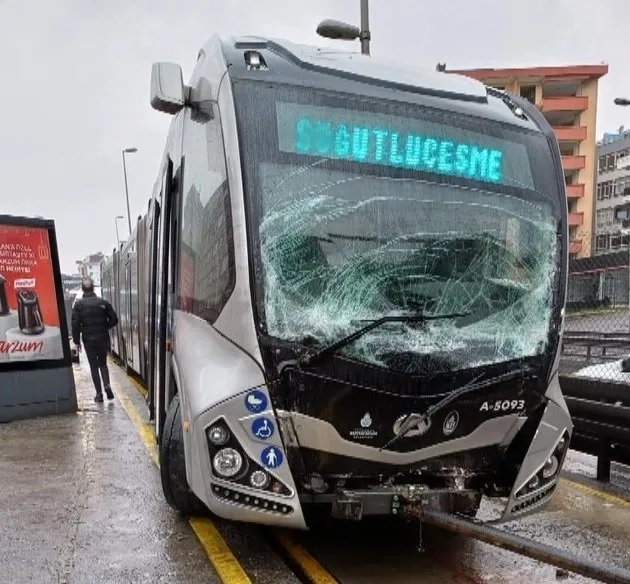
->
[560, 234, 630, 478]
[563, 237, 630, 376]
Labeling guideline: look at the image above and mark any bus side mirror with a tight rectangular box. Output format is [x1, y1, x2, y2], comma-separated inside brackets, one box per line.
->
[150, 62, 186, 114]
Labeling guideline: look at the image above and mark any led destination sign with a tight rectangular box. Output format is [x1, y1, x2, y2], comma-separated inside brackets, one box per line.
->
[276, 102, 534, 188]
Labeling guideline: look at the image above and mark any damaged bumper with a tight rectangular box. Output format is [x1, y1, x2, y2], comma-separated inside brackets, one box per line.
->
[501, 397, 572, 521]
[302, 484, 481, 521]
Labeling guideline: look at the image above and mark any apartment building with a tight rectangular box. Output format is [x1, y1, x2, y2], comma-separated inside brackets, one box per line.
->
[450, 65, 608, 258]
[594, 130, 630, 254]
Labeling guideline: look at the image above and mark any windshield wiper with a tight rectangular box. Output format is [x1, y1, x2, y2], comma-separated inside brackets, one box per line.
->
[380, 366, 535, 451]
[299, 312, 470, 368]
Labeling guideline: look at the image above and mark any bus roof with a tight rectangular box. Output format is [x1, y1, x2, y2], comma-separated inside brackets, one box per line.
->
[216, 36, 488, 103]
[187, 35, 544, 133]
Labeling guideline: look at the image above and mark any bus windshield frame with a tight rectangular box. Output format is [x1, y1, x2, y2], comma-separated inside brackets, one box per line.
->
[231, 80, 565, 375]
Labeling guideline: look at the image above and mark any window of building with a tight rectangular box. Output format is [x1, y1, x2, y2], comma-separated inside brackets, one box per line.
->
[610, 234, 622, 250]
[596, 208, 614, 230]
[597, 180, 614, 200]
[616, 149, 630, 171]
[596, 210, 604, 230]
[598, 153, 618, 174]
[595, 234, 609, 252]
[615, 175, 630, 197]
[178, 106, 236, 323]
[520, 85, 536, 104]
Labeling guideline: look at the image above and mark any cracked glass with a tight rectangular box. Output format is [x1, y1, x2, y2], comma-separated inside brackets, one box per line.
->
[259, 162, 556, 373]
[234, 83, 562, 374]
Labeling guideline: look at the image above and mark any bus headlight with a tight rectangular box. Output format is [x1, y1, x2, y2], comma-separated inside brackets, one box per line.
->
[207, 424, 230, 446]
[542, 455, 559, 479]
[250, 470, 270, 489]
[212, 448, 243, 478]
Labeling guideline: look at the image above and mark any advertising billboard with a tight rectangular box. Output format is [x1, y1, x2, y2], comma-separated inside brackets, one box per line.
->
[0, 221, 65, 363]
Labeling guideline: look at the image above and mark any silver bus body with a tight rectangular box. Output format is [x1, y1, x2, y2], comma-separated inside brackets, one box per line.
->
[103, 35, 571, 530]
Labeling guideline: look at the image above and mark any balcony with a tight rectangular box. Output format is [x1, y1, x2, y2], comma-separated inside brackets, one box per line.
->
[569, 240, 583, 255]
[541, 96, 588, 113]
[553, 126, 587, 142]
[569, 212, 584, 227]
[566, 183, 585, 199]
[562, 155, 586, 171]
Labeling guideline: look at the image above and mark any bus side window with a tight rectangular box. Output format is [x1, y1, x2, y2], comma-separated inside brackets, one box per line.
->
[179, 106, 236, 323]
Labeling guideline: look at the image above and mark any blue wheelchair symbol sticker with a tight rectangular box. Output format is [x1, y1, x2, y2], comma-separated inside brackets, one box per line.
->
[244, 390, 267, 413]
[251, 417, 274, 440]
[261, 446, 283, 469]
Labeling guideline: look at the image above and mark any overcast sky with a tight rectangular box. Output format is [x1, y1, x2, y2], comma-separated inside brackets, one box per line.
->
[0, 0, 627, 273]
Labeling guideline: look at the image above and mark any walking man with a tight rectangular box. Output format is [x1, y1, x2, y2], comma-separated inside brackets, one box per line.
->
[71, 278, 119, 402]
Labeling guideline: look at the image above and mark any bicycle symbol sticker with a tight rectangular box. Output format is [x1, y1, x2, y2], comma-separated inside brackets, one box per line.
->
[251, 417, 274, 440]
[261, 446, 283, 469]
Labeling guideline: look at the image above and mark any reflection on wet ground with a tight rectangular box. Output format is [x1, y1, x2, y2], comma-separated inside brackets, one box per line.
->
[297, 454, 630, 584]
[0, 362, 218, 584]
[2, 357, 629, 584]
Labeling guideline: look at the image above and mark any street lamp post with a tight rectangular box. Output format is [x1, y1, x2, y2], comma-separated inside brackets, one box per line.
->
[122, 147, 138, 234]
[316, 0, 371, 55]
[114, 215, 124, 249]
[359, 0, 370, 55]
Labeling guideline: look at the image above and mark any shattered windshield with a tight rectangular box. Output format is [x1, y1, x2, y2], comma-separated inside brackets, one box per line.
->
[233, 83, 561, 373]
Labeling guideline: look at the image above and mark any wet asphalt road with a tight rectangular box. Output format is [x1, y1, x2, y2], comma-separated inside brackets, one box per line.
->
[565, 310, 630, 334]
[296, 453, 630, 584]
[2, 357, 630, 584]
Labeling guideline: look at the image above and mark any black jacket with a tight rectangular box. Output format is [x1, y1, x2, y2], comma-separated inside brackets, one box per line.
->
[71, 292, 118, 348]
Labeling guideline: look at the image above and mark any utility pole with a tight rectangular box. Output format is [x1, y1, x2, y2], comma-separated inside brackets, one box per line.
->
[122, 147, 138, 235]
[359, 0, 370, 55]
[114, 215, 124, 249]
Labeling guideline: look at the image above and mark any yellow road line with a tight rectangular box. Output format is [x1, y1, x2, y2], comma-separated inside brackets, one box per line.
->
[114, 383, 159, 467]
[107, 357, 148, 398]
[127, 375, 148, 399]
[189, 518, 255, 583]
[272, 530, 340, 584]
[110, 361, 630, 580]
[561, 478, 630, 510]
[112, 376, 252, 584]
[117, 367, 355, 584]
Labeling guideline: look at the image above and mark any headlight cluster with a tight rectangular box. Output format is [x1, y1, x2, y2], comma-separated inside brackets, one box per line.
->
[212, 448, 243, 478]
[516, 432, 569, 499]
[205, 419, 291, 496]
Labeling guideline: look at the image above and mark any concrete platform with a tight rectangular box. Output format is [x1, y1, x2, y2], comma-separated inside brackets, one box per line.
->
[0, 360, 222, 584]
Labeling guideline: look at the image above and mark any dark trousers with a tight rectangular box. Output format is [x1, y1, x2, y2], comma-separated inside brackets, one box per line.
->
[84, 344, 110, 395]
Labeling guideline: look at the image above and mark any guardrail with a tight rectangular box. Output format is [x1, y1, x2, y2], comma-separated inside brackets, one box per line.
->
[559, 374, 630, 481]
[562, 331, 630, 361]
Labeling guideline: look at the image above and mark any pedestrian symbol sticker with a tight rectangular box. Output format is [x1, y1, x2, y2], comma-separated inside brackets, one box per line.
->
[245, 390, 267, 413]
[252, 417, 274, 440]
[261, 446, 283, 469]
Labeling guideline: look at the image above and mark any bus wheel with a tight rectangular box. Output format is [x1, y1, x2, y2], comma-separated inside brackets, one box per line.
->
[159, 393, 206, 515]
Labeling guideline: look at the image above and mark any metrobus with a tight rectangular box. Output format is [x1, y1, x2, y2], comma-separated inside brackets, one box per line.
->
[101, 34, 570, 529]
